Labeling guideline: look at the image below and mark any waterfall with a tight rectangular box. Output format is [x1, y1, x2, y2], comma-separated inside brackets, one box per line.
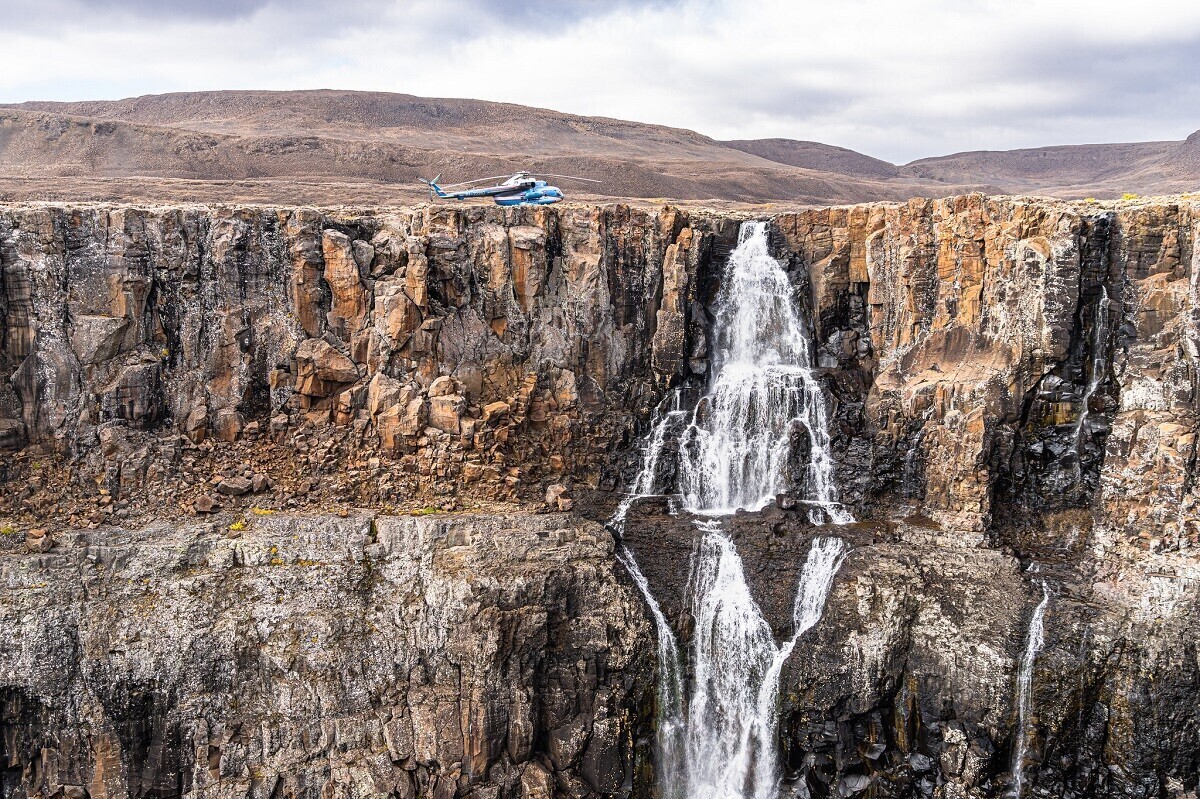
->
[685, 529, 846, 799]
[611, 220, 853, 799]
[616, 544, 687, 799]
[677, 221, 851, 523]
[1072, 287, 1110, 463]
[1010, 581, 1050, 799]
[611, 391, 689, 531]
[610, 393, 690, 799]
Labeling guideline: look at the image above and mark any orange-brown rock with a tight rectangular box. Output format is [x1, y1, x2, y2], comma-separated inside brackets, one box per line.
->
[3, 197, 1198, 544]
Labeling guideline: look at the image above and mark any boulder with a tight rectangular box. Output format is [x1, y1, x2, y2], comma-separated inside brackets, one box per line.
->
[184, 405, 208, 443]
[429, 394, 466, 434]
[482, 401, 510, 424]
[69, 315, 129, 364]
[212, 408, 244, 443]
[400, 397, 428, 437]
[544, 484, 573, 512]
[24, 529, 51, 553]
[294, 339, 360, 397]
[519, 762, 555, 799]
[194, 494, 221, 513]
[428, 376, 460, 397]
[367, 373, 405, 417]
[101, 362, 162, 427]
[216, 477, 253, 496]
[0, 419, 25, 449]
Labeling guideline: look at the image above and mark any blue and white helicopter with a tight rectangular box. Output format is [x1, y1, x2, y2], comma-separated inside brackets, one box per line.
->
[419, 171, 600, 206]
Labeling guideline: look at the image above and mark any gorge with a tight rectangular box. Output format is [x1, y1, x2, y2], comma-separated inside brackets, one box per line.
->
[1, 195, 1200, 799]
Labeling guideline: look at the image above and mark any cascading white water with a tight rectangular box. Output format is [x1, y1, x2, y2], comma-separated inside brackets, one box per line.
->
[1072, 287, 1110, 463]
[685, 531, 847, 799]
[677, 221, 851, 523]
[1010, 581, 1050, 799]
[610, 393, 690, 799]
[616, 543, 687, 799]
[611, 221, 853, 799]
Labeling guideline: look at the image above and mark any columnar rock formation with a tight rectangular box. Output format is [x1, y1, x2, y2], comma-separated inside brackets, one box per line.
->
[0, 203, 737, 518]
[2, 196, 1199, 799]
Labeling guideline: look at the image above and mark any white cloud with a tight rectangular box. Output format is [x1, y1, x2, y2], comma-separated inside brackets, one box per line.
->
[1, 0, 1198, 162]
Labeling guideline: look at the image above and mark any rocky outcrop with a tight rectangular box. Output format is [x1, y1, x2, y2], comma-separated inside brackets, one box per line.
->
[612, 195, 1200, 798]
[761, 196, 1199, 555]
[0, 511, 651, 799]
[10, 196, 1190, 546]
[0, 203, 744, 526]
[618, 501, 1200, 799]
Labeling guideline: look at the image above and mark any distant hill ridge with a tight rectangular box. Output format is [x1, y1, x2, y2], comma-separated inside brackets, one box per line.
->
[0, 89, 1196, 204]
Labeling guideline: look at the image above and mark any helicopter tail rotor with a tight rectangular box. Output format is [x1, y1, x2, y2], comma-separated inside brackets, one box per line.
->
[418, 174, 442, 201]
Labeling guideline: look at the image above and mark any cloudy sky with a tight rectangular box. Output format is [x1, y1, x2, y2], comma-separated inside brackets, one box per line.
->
[3, 0, 1199, 163]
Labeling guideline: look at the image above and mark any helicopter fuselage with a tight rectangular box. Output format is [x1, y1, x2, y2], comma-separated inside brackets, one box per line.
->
[441, 180, 562, 205]
[422, 172, 585, 205]
[493, 180, 564, 206]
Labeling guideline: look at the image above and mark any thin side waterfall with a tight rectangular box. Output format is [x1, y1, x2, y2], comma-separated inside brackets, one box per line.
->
[615, 544, 686, 799]
[610, 220, 853, 799]
[1010, 581, 1051, 799]
[1072, 287, 1110, 464]
[610, 393, 689, 799]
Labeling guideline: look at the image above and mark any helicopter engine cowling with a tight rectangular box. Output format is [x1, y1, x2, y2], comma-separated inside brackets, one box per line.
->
[495, 185, 564, 206]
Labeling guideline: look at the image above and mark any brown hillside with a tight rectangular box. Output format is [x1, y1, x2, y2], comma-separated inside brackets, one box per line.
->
[0, 90, 1196, 204]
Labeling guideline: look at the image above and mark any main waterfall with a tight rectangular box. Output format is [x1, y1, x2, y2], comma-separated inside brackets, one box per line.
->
[686, 531, 846, 799]
[612, 221, 853, 799]
[678, 221, 851, 523]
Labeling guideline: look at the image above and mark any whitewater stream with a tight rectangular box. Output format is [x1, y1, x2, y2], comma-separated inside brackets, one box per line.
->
[611, 221, 852, 799]
[1010, 581, 1051, 798]
[1072, 287, 1110, 479]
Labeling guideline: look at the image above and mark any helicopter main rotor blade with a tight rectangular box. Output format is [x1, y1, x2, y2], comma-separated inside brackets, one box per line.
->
[440, 174, 521, 189]
[536, 174, 602, 183]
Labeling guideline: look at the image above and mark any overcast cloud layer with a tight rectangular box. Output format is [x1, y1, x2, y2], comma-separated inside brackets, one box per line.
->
[2, 0, 1198, 163]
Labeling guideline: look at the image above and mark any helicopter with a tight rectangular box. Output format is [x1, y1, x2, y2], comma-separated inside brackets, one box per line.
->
[419, 171, 600, 206]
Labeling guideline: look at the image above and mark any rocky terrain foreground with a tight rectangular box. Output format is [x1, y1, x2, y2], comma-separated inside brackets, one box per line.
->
[2, 195, 1200, 799]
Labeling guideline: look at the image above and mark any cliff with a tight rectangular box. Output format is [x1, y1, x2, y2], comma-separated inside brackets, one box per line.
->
[0, 512, 649, 799]
[0, 202, 738, 521]
[2, 196, 1199, 799]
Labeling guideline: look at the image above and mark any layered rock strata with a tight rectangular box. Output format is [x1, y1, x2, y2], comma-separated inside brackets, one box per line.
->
[0, 512, 650, 799]
[0, 203, 738, 523]
[619, 503, 1200, 799]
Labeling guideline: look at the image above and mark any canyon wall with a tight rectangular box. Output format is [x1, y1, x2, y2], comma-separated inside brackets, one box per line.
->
[0, 512, 650, 799]
[2, 196, 1200, 799]
[0, 203, 738, 521]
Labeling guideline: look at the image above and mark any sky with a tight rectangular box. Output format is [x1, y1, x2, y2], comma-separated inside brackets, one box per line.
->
[2, 0, 1199, 163]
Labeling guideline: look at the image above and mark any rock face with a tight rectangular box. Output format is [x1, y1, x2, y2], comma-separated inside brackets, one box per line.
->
[0, 203, 738, 522]
[613, 195, 1200, 799]
[0, 512, 650, 799]
[4, 195, 1200, 799]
